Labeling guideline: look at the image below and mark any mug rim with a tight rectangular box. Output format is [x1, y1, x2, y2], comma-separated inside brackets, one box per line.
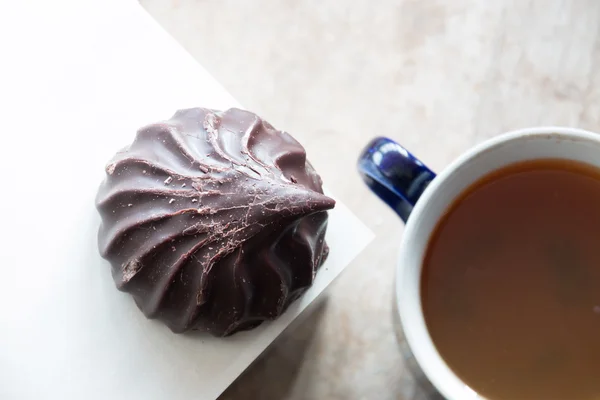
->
[395, 126, 600, 400]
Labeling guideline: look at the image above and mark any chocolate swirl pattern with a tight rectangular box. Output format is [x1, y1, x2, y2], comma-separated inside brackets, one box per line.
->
[96, 108, 335, 336]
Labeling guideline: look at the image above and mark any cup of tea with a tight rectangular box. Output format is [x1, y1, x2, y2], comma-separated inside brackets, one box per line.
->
[358, 127, 600, 400]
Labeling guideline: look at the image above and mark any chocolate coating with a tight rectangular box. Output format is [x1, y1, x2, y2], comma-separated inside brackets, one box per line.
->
[96, 108, 335, 336]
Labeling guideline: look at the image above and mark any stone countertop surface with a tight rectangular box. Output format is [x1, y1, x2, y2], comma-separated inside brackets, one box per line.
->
[139, 1, 600, 399]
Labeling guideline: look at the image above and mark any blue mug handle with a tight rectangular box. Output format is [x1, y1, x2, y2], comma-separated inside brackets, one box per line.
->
[358, 137, 436, 223]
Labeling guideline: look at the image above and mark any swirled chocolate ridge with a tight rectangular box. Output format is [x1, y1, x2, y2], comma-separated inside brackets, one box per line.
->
[95, 108, 335, 336]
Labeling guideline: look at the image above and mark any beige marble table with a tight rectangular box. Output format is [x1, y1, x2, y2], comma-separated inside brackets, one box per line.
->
[139, 1, 600, 398]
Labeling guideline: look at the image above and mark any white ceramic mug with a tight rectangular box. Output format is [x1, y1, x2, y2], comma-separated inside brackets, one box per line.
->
[358, 127, 600, 399]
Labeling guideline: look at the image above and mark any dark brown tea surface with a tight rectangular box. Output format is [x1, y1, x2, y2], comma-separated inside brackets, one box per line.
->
[422, 159, 600, 400]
